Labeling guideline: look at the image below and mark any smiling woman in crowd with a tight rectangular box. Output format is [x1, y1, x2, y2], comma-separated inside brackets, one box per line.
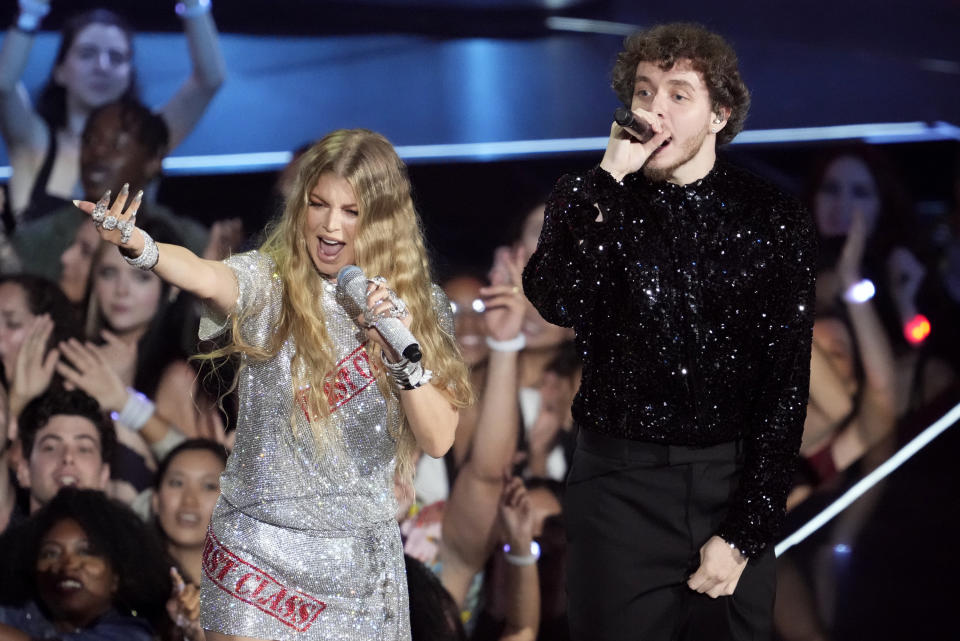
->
[0, 487, 175, 640]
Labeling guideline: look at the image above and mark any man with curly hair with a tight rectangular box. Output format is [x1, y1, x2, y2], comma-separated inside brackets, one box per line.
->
[523, 23, 816, 640]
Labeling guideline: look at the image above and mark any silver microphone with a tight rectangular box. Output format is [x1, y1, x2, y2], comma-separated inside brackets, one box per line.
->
[337, 265, 423, 362]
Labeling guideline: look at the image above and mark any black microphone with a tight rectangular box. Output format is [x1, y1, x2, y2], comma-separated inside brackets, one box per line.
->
[337, 265, 423, 362]
[614, 107, 655, 143]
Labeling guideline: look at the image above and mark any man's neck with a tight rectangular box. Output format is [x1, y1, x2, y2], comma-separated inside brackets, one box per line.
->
[666, 141, 718, 186]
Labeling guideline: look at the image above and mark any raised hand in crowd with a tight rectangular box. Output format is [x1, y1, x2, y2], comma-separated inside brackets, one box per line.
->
[57, 338, 133, 414]
[167, 567, 205, 641]
[55, 336, 190, 456]
[497, 474, 540, 641]
[482, 244, 527, 342]
[886, 246, 926, 326]
[8, 315, 58, 421]
[441, 247, 528, 606]
[831, 208, 897, 468]
[94, 328, 138, 387]
[835, 207, 870, 291]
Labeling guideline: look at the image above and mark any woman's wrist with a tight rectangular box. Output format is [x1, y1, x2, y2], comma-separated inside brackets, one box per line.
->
[502, 540, 540, 566]
[486, 333, 526, 352]
[15, 0, 49, 33]
[176, 0, 212, 19]
[111, 389, 156, 432]
[598, 162, 627, 184]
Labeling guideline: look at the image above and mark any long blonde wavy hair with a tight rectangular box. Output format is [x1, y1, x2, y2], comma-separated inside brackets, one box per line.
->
[210, 129, 472, 481]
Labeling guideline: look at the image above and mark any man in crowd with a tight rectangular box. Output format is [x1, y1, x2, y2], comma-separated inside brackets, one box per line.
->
[2, 389, 114, 531]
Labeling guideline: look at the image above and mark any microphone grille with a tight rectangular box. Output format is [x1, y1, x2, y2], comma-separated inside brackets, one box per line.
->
[337, 265, 367, 303]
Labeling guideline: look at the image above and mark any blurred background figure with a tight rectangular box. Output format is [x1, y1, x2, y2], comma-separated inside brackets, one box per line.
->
[0, 1, 225, 224]
[151, 438, 227, 585]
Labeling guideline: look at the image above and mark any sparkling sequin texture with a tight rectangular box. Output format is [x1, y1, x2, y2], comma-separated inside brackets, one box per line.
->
[522, 162, 816, 557]
[197, 251, 449, 640]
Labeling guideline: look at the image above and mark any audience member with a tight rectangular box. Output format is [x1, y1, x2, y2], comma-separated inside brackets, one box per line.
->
[406, 554, 468, 641]
[809, 146, 957, 414]
[9, 389, 114, 520]
[508, 205, 576, 481]
[0, 368, 19, 533]
[12, 97, 210, 279]
[151, 438, 227, 585]
[0, 487, 178, 640]
[78, 218, 223, 439]
[0, 3, 225, 222]
[0, 274, 80, 419]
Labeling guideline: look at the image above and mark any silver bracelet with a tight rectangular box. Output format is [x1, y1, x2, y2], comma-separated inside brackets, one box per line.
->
[123, 229, 159, 271]
[111, 388, 156, 432]
[485, 334, 526, 352]
[176, 0, 212, 19]
[381, 353, 433, 390]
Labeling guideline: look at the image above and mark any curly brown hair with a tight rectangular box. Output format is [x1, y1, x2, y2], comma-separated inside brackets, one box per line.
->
[611, 23, 751, 145]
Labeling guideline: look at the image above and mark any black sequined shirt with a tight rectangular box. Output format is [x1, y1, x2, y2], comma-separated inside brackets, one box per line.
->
[522, 161, 817, 557]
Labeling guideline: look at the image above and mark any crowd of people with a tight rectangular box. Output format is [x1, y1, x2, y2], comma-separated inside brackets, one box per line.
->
[0, 4, 957, 641]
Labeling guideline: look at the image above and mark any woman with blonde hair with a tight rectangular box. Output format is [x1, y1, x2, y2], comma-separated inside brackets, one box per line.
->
[73, 128, 472, 641]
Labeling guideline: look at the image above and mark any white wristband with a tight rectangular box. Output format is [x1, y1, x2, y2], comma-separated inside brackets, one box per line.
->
[502, 541, 540, 566]
[176, 0, 212, 19]
[111, 388, 156, 432]
[486, 334, 526, 352]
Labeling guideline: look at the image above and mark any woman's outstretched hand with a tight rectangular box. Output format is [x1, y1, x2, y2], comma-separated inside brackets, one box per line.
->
[73, 183, 145, 255]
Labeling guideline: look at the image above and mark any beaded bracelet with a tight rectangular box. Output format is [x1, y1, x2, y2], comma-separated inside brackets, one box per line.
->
[122, 229, 159, 271]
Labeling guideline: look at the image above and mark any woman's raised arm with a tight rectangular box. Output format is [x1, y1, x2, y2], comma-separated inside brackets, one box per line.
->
[74, 188, 237, 316]
[0, 8, 49, 156]
[158, 0, 227, 150]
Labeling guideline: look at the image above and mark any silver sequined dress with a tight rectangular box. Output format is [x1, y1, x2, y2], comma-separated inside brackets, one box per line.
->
[198, 250, 447, 640]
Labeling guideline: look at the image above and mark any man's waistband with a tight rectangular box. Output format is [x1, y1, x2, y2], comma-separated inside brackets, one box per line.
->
[577, 428, 741, 466]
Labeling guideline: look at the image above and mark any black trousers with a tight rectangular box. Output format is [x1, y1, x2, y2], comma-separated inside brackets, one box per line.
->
[565, 430, 775, 641]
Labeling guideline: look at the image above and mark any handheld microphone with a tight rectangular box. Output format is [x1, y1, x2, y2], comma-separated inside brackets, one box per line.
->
[614, 107, 655, 143]
[337, 265, 423, 362]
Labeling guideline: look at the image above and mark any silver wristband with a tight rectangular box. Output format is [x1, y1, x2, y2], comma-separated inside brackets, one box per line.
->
[122, 229, 159, 271]
[381, 353, 433, 390]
